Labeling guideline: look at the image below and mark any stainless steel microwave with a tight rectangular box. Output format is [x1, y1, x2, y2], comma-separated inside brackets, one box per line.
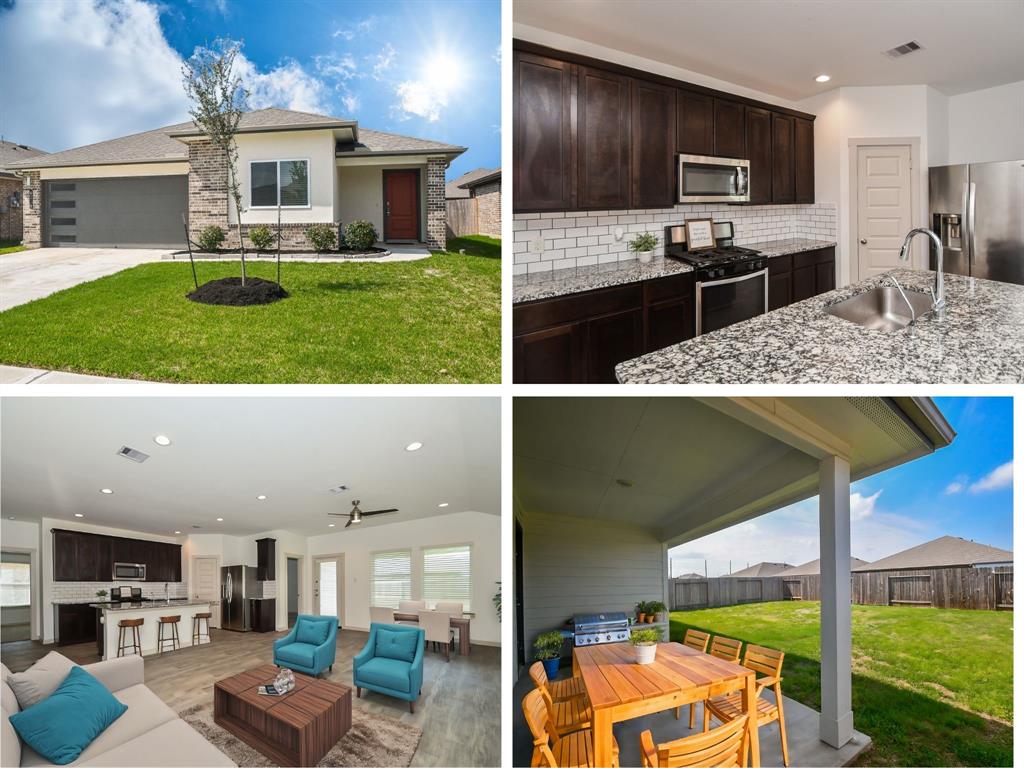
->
[678, 154, 750, 203]
[112, 562, 146, 580]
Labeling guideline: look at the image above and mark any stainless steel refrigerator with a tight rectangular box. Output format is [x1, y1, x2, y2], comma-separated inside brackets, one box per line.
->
[929, 160, 1024, 285]
[221, 565, 258, 631]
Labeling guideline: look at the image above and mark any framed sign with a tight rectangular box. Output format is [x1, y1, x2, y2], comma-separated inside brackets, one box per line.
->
[685, 218, 715, 251]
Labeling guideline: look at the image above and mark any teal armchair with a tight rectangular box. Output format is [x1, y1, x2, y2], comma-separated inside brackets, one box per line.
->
[353, 622, 425, 713]
[273, 614, 338, 677]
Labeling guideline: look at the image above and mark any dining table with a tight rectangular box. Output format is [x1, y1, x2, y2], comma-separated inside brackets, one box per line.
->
[572, 641, 760, 767]
[392, 611, 472, 655]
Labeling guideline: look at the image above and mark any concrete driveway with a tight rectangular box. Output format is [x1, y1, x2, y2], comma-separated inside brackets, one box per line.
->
[1, 247, 173, 311]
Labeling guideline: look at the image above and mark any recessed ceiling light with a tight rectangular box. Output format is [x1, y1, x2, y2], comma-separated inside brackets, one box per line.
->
[405, 442, 423, 452]
[153, 435, 171, 446]
[100, 488, 113, 495]
[815, 74, 831, 83]
[216, 517, 224, 522]
[7, 516, 14, 520]
[74, 513, 84, 518]
[256, 495, 267, 500]
[437, 502, 449, 508]
[328, 523, 336, 528]
[174, 531, 181, 535]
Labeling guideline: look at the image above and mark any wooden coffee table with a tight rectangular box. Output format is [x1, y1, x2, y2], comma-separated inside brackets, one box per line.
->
[214, 664, 352, 766]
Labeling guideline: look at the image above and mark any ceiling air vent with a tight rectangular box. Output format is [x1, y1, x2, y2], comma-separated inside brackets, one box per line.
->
[328, 484, 350, 494]
[883, 40, 923, 58]
[117, 445, 150, 463]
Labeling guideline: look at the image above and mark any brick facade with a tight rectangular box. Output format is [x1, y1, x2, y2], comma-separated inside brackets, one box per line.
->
[0, 177, 24, 242]
[426, 156, 447, 250]
[473, 180, 501, 239]
[187, 139, 229, 243]
[20, 171, 41, 248]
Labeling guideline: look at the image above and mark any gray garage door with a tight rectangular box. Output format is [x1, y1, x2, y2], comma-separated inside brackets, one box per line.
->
[46, 176, 187, 248]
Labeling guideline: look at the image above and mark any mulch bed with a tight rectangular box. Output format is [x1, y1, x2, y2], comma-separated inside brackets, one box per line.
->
[186, 277, 289, 306]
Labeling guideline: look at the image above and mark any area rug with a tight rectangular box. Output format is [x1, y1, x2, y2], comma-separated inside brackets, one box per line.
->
[179, 701, 422, 767]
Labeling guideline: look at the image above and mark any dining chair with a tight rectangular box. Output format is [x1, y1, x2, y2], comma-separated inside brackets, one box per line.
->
[418, 609, 453, 662]
[639, 712, 749, 767]
[705, 644, 789, 767]
[369, 605, 394, 625]
[435, 600, 463, 648]
[676, 629, 711, 726]
[709, 635, 742, 662]
[397, 600, 426, 625]
[529, 660, 588, 702]
[523, 688, 618, 768]
[535, 674, 593, 737]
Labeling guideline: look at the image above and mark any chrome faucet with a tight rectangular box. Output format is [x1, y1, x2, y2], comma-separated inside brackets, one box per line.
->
[883, 275, 917, 324]
[898, 228, 946, 316]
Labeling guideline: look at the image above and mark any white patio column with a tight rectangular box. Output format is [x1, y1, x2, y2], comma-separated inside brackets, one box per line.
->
[819, 454, 853, 748]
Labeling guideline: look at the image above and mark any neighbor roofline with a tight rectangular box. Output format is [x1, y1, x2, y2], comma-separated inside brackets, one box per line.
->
[459, 169, 501, 188]
[5, 157, 187, 171]
[168, 120, 357, 138]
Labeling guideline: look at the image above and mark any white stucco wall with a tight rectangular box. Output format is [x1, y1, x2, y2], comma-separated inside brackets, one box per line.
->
[231, 129, 336, 225]
[337, 163, 428, 242]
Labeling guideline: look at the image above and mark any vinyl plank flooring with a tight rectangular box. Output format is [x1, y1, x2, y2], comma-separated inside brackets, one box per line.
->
[1, 628, 500, 767]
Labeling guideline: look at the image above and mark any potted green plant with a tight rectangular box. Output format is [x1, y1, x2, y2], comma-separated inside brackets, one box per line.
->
[630, 627, 661, 664]
[636, 600, 648, 623]
[533, 631, 564, 679]
[95, 589, 108, 600]
[648, 600, 667, 623]
[628, 232, 659, 264]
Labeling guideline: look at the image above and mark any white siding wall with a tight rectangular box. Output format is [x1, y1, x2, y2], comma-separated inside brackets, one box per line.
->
[522, 512, 664, 652]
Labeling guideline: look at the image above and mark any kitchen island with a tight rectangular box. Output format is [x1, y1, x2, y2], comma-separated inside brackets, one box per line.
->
[616, 268, 1024, 383]
[92, 599, 213, 659]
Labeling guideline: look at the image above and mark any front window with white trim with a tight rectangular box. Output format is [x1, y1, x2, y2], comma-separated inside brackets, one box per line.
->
[250, 159, 309, 208]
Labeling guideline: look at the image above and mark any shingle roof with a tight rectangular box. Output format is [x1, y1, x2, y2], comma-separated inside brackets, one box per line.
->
[8, 108, 462, 170]
[724, 562, 793, 577]
[460, 168, 501, 189]
[673, 572, 706, 580]
[0, 140, 48, 174]
[854, 536, 1013, 571]
[778, 557, 869, 577]
[446, 167, 497, 199]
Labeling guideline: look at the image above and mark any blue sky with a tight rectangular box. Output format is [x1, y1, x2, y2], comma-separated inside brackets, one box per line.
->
[669, 397, 1014, 576]
[0, 0, 499, 181]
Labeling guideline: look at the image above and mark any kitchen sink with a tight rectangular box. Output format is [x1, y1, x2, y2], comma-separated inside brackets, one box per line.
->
[826, 286, 934, 331]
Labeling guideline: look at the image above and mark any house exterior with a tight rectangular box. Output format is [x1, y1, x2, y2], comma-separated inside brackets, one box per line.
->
[7, 108, 465, 251]
[0, 140, 48, 242]
[725, 561, 793, 577]
[445, 166, 500, 239]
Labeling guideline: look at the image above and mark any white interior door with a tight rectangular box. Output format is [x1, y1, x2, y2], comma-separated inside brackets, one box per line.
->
[192, 556, 221, 628]
[313, 556, 342, 625]
[856, 144, 913, 281]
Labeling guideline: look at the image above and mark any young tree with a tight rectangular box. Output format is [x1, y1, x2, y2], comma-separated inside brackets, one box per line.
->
[182, 39, 251, 285]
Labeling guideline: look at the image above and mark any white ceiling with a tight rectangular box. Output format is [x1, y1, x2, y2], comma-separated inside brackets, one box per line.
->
[514, 0, 1024, 100]
[1, 397, 499, 537]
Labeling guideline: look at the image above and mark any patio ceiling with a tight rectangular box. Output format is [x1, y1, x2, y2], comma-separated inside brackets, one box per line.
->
[513, 396, 952, 547]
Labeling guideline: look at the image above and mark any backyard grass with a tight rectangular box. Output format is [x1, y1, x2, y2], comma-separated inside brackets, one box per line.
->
[0, 238, 25, 254]
[670, 602, 1012, 766]
[448, 234, 501, 259]
[0, 248, 500, 383]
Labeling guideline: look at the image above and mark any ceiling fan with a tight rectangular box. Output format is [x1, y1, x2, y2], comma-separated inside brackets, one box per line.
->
[328, 500, 398, 528]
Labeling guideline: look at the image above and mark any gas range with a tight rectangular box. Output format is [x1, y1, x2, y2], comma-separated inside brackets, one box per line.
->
[664, 222, 766, 280]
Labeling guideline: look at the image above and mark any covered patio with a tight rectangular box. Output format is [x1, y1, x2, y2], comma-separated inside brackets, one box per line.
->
[512, 396, 955, 766]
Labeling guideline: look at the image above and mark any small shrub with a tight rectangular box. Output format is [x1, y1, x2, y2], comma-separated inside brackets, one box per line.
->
[198, 225, 225, 252]
[344, 220, 378, 251]
[305, 224, 337, 254]
[533, 630, 563, 660]
[630, 628, 661, 645]
[647, 600, 667, 615]
[248, 225, 275, 252]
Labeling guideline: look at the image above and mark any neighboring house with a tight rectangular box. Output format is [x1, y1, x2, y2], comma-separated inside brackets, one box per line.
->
[445, 167, 500, 239]
[673, 571, 706, 579]
[724, 561, 793, 577]
[778, 557, 869, 576]
[7, 108, 465, 251]
[0, 140, 48, 242]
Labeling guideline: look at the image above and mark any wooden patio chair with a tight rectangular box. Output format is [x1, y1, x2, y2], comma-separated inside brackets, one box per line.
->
[675, 629, 711, 726]
[529, 660, 588, 702]
[533, 673, 593, 737]
[705, 644, 789, 767]
[523, 688, 618, 768]
[640, 712, 749, 767]
[708, 635, 743, 663]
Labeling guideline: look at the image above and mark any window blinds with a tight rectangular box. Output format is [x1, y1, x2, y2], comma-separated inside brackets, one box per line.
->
[371, 550, 411, 609]
[423, 545, 472, 611]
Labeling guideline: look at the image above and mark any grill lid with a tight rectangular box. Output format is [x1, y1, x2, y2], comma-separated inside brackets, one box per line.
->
[573, 611, 629, 628]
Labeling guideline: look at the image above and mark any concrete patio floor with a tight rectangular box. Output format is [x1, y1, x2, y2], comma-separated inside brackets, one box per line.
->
[0, 247, 173, 311]
[512, 663, 872, 767]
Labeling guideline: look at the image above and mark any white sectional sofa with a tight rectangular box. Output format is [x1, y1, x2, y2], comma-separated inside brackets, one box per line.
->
[1, 655, 233, 767]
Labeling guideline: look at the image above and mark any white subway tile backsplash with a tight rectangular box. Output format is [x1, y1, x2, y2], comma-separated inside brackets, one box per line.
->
[513, 202, 837, 269]
[53, 581, 188, 602]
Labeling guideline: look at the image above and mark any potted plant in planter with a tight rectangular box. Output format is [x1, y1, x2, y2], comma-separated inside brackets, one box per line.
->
[95, 589, 107, 600]
[648, 601, 667, 623]
[628, 232, 659, 264]
[630, 627, 661, 665]
[533, 631, 564, 679]
[636, 601, 648, 624]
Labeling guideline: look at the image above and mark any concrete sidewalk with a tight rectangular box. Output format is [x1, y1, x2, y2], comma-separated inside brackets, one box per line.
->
[163, 243, 432, 263]
[0, 365, 157, 385]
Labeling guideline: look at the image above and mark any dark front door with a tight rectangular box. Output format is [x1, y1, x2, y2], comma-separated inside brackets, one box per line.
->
[383, 169, 419, 241]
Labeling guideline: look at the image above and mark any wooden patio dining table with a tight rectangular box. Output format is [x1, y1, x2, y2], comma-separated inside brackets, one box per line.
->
[572, 641, 760, 767]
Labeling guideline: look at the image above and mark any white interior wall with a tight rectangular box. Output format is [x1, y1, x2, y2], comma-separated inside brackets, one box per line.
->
[0, 519, 42, 640]
[947, 80, 1024, 164]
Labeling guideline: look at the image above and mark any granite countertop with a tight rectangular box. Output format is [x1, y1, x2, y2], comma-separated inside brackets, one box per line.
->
[744, 237, 837, 258]
[89, 599, 212, 612]
[616, 268, 1024, 384]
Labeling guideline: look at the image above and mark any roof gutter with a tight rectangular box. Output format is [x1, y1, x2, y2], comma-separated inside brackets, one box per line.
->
[888, 397, 957, 450]
[336, 147, 467, 158]
[167, 120, 357, 138]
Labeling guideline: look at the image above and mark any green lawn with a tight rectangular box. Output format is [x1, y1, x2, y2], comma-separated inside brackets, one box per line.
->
[448, 234, 501, 259]
[670, 602, 1011, 766]
[0, 238, 25, 254]
[0, 248, 500, 383]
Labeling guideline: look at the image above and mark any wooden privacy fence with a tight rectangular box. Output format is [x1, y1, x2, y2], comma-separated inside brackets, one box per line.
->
[446, 198, 477, 238]
[670, 565, 1012, 612]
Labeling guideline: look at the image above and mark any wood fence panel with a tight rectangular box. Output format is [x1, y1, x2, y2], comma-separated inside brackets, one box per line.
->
[446, 199, 477, 238]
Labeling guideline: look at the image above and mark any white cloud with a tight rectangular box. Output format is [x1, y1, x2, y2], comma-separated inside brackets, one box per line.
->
[850, 489, 880, 521]
[341, 94, 360, 114]
[394, 80, 447, 122]
[332, 15, 378, 41]
[945, 481, 964, 495]
[492, 45, 501, 65]
[315, 53, 358, 82]
[232, 54, 328, 114]
[970, 461, 1013, 493]
[371, 43, 397, 80]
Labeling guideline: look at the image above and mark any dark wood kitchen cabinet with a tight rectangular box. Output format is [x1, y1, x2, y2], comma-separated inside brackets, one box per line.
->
[676, 89, 714, 156]
[256, 538, 276, 582]
[630, 78, 676, 208]
[53, 530, 79, 582]
[772, 113, 796, 203]
[767, 254, 793, 311]
[643, 273, 695, 352]
[794, 117, 815, 203]
[792, 248, 836, 302]
[251, 599, 277, 632]
[55, 604, 97, 645]
[54, 529, 179, 583]
[586, 308, 643, 383]
[745, 107, 773, 205]
[713, 99, 746, 158]
[577, 65, 631, 210]
[513, 323, 586, 383]
[513, 50, 574, 211]
[75, 533, 111, 582]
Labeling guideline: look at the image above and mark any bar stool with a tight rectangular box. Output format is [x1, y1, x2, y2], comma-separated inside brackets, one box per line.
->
[157, 615, 181, 653]
[192, 612, 212, 646]
[117, 618, 144, 657]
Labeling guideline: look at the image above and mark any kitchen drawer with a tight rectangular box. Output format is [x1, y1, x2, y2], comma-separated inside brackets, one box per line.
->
[513, 283, 642, 335]
[767, 254, 792, 274]
[643, 272, 694, 304]
[793, 248, 833, 268]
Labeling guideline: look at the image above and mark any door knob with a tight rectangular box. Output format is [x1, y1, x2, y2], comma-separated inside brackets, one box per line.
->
[859, 238, 867, 245]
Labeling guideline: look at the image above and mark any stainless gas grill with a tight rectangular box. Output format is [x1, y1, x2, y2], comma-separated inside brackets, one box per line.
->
[572, 612, 630, 646]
